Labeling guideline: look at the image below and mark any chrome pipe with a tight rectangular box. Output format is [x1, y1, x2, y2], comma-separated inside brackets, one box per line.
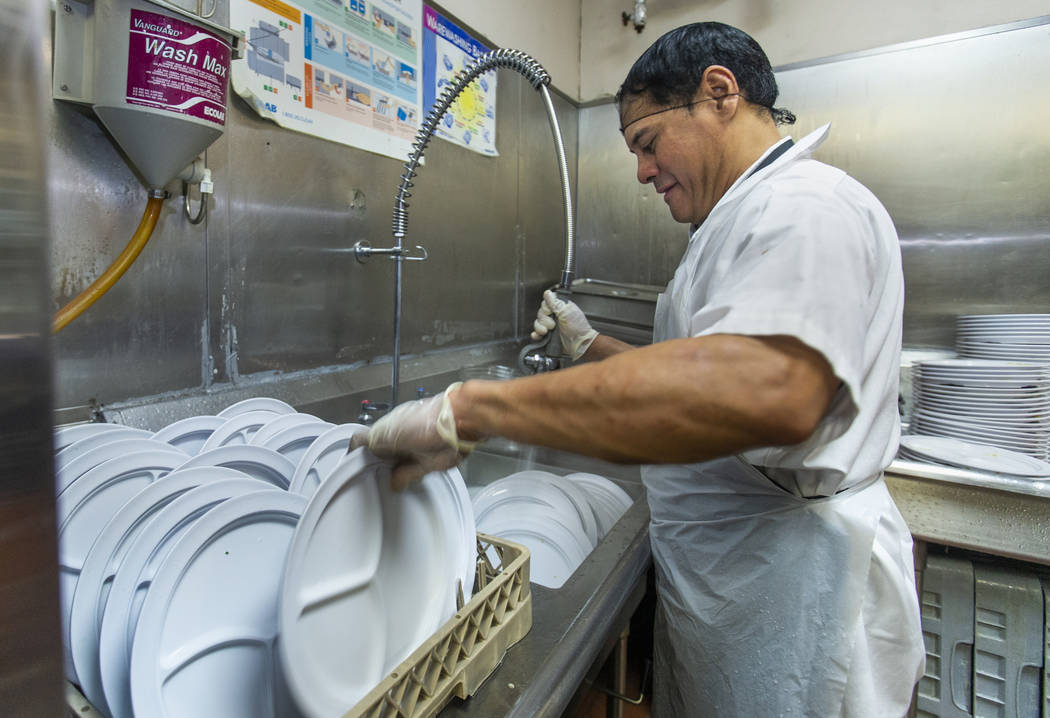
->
[385, 48, 576, 405]
[539, 84, 575, 289]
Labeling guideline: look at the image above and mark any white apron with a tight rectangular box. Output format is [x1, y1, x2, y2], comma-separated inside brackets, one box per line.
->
[643, 131, 923, 717]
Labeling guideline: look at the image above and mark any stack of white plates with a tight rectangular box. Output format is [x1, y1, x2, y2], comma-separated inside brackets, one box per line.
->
[471, 470, 632, 589]
[899, 435, 1050, 478]
[910, 359, 1050, 460]
[955, 314, 1050, 363]
[55, 397, 478, 718]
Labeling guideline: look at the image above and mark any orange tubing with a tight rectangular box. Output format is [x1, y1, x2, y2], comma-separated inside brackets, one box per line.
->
[52, 195, 165, 333]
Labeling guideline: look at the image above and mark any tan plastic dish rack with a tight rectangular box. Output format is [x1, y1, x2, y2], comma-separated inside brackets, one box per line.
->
[344, 532, 532, 718]
[65, 533, 532, 718]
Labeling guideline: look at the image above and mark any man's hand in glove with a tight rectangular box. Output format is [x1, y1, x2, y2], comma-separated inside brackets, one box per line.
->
[350, 382, 476, 490]
[529, 289, 598, 361]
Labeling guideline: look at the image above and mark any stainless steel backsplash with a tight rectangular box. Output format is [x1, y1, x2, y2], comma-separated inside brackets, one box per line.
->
[577, 19, 1050, 349]
[45, 2, 577, 411]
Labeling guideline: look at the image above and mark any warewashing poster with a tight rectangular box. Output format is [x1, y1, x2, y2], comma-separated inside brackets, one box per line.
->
[230, 0, 422, 161]
[422, 6, 497, 156]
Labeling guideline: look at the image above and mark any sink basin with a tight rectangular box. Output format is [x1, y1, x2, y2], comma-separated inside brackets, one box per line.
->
[460, 439, 644, 590]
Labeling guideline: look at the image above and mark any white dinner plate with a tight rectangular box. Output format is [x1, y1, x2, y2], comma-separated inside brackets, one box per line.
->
[287, 423, 368, 497]
[56, 448, 188, 683]
[151, 415, 226, 455]
[199, 410, 289, 453]
[475, 514, 589, 589]
[129, 489, 307, 718]
[247, 412, 322, 447]
[253, 420, 334, 468]
[564, 473, 633, 536]
[98, 477, 267, 718]
[70, 466, 246, 713]
[216, 397, 296, 418]
[429, 466, 477, 606]
[541, 474, 600, 549]
[173, 445, 296, 489]
[54, 423, 135, 453]
[912, 409, 1050, 436]
[910, 422, 1047, 455]
[279, 449, 465, 718]
[472, 473, 586, 534]
[912, 385, 1050, 403]
[900, 435, 1050, 477]
[55, 429, 156, 477]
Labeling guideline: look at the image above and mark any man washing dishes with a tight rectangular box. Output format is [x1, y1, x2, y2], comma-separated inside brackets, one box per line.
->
[355, 21, 925, 717]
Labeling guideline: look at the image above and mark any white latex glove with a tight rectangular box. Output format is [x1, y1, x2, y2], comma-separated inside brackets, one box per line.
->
[350, 382, 477, 490]
[529, 289, 598, 361]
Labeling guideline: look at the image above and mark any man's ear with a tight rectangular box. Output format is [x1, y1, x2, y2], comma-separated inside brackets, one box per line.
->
[701, 65, 741, 113]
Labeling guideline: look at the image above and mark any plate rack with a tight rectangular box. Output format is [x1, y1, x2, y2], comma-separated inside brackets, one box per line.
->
[64, 533, 532, 718]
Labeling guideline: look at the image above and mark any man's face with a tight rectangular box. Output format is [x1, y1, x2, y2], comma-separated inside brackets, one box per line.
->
[620, 92, 726, 226]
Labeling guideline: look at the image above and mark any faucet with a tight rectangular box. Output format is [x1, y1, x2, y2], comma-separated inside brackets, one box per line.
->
[356, 399, 390, 426]
[360, 49, 578, 404]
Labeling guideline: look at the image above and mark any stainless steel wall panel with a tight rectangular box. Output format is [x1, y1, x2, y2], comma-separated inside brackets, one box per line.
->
[518, 86, 579, 331]
[576, 103, 685, 288]
[45, 7, 579, 412]
[0, 0, 64, 713]
[45, 29, 207, 406]
[774, 23, 1050, 347]
[576, 21, 1050, 347]
[400, 74, 523, 357]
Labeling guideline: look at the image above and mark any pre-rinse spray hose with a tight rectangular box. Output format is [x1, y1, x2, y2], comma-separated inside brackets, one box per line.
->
[52, 194, 164, 333]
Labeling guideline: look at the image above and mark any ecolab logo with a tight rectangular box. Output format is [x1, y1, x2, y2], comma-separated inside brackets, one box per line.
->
[204, 106, 225, 121]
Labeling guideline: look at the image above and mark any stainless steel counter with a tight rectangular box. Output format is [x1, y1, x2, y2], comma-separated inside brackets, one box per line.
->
[448, 442, 651, 718]
[885, 459, 1050, 566]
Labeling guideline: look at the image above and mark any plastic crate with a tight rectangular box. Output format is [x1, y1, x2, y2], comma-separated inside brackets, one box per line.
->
[917, 555, 974, 718]
[1042, 578, 1049, 718]
[973, 565, 1043, 718]
[343, 532, 532, 718]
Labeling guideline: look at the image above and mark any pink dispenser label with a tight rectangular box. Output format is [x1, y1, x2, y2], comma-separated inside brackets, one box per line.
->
[126, 9, 230, 125]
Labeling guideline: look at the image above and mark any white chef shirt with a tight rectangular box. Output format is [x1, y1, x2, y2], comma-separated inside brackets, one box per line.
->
[676, 125, 904, 496]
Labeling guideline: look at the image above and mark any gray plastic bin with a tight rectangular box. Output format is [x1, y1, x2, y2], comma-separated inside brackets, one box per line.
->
[972, 565, 1043, 718]
[918, 555, 974, 717]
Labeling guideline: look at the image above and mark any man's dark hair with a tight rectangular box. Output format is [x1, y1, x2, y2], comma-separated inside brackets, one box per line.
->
[616, 22, 795, 125]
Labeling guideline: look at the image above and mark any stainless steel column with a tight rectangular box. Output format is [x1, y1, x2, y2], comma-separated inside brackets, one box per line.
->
[0, 0, 64, 714]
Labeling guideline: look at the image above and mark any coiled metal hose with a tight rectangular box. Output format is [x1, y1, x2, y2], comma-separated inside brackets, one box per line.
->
[392, 48, 575, 287]
[387, 49, 577, 401]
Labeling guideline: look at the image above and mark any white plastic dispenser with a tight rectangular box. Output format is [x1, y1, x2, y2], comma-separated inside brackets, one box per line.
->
[53, 0, 243, 189]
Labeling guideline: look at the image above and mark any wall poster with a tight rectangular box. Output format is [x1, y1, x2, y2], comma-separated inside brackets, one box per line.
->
[230, 0, 422, 161]
[422, 5, 497, 157]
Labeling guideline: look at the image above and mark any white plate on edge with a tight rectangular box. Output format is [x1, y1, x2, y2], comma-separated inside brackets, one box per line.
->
[173, 445, 296, 489]
[542, 474, 600, 549]
[70, 466, 248, 713]
[98, 477, 268, 718]
[56, 448, 188, 683]
[55, 429, 156, 476]
[900, 435, 1050, 477]
[129, 489, 307, 718]
[472, 473, 584, 531]
[287, 423, 369, 498]
[279, 449, 461, 718]
[254, 421, 334, 468]
[216, 397, 296, 418]
[430, 466, 477, 603]
[54, 423, 137, 453]
[152, 415, 226, 455]
[199, 410, 291, 453]
[476, 514, 588, 589]
[248, 413, 323, 447]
